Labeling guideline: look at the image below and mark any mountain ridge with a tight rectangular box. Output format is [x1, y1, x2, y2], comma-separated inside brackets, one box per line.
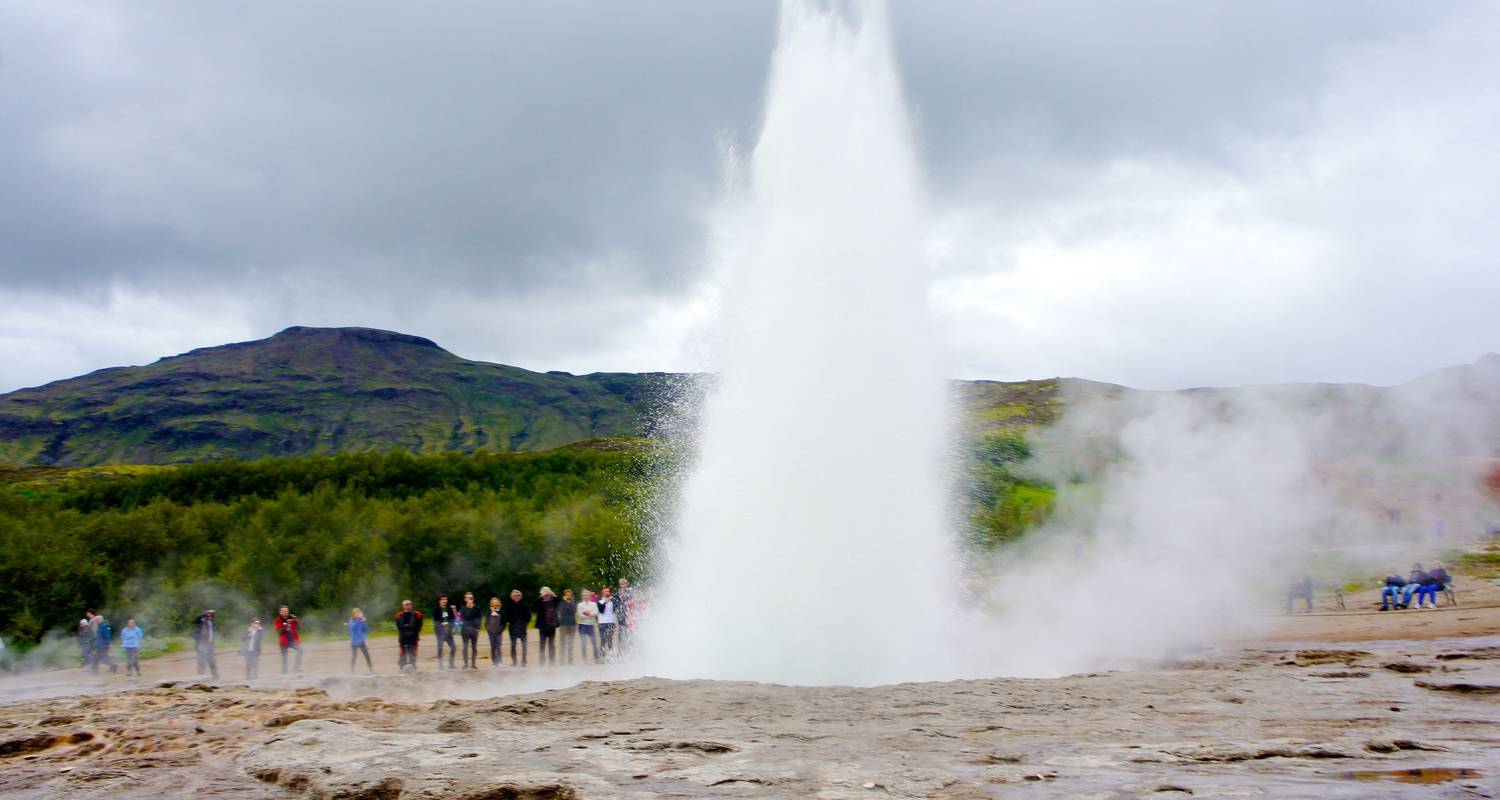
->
[1, 326, 1496, 466]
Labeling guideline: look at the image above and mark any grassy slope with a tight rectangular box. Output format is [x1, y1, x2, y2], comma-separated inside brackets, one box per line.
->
[0, 327, 672, 466]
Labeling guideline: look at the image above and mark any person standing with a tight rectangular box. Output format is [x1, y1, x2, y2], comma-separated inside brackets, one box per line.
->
[486, 596, 505, 667]
[193, 609, 219, 679]
[434, 595, 457, 670]
[503, 589, 530, 666]
[458, 592, 482, 669]
[535, 587, 560, 666]
[120, 618, 144, 676]
[615, 578, 634, 654]
[597, 588, 618, 658]
[275, 606, 304, 674]
[91, 613, 118, 674]
[347, 608, 373, 673]
[576, 590, 600, 663]
[395, 600, 424, 671]
[558, 589, 578, 665]
[243, 618, 264, 679]
[77, 617, 93, 669]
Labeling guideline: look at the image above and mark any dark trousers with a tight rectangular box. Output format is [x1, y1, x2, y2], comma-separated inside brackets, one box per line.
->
[599, 623, 616, 654]
[124, 647, 140, 675]
[461, 630, 479, 667]
[508, 624, 528, 666]
[559, 626, 576, 665]
[197, 644, 219, 678]
[538, 628, 557, 665]
[436, 633, 456, 668]
[350, 643, 372, 672]
[488, 630, 503, 665]
[91, 644, 117, 673]
[398, 640, 419, 670]
[578, 626, 599, 662]
[281, 642, 304, 673]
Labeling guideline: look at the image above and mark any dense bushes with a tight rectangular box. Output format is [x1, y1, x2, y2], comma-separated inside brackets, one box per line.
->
[0, 449, 652, 645]
[1, 440, 1051, 647]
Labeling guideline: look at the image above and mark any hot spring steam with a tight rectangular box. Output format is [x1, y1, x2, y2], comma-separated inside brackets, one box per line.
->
[645, 0, 960, 685]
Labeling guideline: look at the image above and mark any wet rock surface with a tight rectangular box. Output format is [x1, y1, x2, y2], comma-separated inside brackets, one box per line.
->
[2, 638, 1497, 799]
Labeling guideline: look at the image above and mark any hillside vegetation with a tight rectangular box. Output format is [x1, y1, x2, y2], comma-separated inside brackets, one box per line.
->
[0, 447, 654, 645]
[0, 327, 672, 465]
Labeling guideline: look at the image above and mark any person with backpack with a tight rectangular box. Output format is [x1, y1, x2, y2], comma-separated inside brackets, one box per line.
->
[434, 595, 457, 670]
[347, 608, 373, 674]
[458, 592, 482, 670]
[193, 609, 219, 679]
[503, 589, 531, 666]
[91, 614, 118, 674]
[120, 618, 144, 676]
[242, 618, 264, 679]
[395, 599, 424, 671]
[275, 606, 303, 674]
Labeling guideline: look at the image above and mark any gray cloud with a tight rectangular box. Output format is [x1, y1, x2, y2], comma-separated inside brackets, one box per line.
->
[1, 0, 1496, 393]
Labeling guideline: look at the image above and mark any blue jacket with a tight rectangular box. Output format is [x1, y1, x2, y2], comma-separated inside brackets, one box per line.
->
[95, 619, 112, 646]
[348, 617, 369, 646]
[120, 626, 144, 648]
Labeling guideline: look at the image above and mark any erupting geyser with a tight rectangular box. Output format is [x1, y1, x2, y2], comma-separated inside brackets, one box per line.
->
[646, 0, 960, 685]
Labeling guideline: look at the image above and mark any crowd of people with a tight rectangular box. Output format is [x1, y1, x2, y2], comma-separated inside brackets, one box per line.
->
[1378, 561, 1452, 611]
[1281, 560, 1453, 614]
[75, 579, 640, 680]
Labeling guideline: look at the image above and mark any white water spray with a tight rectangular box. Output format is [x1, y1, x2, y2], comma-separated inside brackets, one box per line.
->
[645, 0, 960, 685]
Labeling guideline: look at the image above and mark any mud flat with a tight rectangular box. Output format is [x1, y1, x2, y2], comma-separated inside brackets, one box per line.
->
[1, 634, 1497, 799]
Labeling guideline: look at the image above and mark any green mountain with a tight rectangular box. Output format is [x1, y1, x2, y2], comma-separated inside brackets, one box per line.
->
[0, 327, 673, 466]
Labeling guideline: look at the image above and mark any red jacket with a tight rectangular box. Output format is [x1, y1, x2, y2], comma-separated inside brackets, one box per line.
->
[275, 614, 300, 647]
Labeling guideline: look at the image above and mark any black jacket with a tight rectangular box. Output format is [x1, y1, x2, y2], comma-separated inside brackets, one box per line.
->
[534, 597, 560, 631]
[485, 607, 504, 634]
[1384, 574, 1405, 588]
[502, 600, 531, 629]
[458, 604, 483, 633]
[395, 609, 424, 643]
[435, 604, 457, 636]
[1429, 568, 1451, 587]
[558, 600, 577, 626]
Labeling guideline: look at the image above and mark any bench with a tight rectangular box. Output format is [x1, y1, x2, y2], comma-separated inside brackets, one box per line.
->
[1314, 581, 1346, 611]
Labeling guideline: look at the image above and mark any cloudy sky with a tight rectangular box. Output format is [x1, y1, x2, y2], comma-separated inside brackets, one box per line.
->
[2, 1, 1497, 393]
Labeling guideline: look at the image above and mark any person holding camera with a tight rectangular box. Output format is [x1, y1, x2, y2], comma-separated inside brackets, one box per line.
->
[192, 609, 219, 679]
[458, 592, 482, 669]
[275, 605, 303, 674]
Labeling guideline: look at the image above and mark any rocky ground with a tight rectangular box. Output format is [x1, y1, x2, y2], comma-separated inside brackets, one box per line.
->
[1, 632, 1497, 799]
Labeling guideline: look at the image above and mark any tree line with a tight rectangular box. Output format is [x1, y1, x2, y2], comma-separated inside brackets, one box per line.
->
[0, 437, 1051, 648]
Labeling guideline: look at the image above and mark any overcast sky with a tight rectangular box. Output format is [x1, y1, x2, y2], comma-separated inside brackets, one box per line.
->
[2, 1, 1497, 393]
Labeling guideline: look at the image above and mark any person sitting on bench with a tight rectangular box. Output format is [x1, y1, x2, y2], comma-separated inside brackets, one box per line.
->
[1415, 561, 1451, 609]
[1379, 568, 1404, 611]
[1399, 563, 1429, 609]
